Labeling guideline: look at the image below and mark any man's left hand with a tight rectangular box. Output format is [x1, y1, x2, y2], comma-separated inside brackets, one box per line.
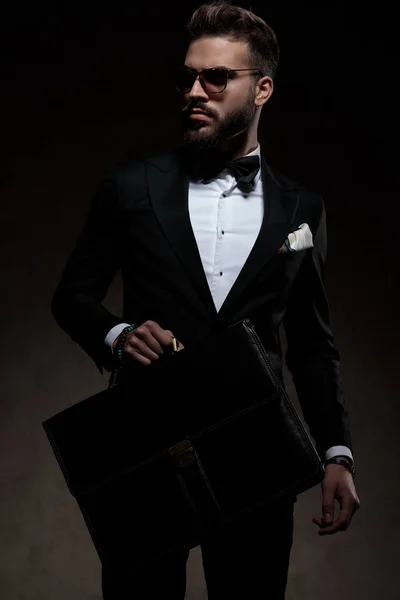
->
[312, 462, 360, 535]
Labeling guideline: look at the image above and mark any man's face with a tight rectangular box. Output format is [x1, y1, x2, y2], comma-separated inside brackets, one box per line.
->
[181, 36, 259, 150]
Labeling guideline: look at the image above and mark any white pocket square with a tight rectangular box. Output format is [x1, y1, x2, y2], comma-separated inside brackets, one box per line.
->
[278, 223, 314, 254]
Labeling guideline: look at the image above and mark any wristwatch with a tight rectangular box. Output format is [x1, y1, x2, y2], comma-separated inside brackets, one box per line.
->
[324, 456, 356, 479]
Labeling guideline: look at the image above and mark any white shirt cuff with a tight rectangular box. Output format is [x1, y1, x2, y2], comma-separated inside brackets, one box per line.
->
[104, 323, 132, 355]
[325, 446, 354, 464]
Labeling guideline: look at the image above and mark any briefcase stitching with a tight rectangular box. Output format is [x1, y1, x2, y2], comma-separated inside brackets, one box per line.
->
[243, 320, 323, 469]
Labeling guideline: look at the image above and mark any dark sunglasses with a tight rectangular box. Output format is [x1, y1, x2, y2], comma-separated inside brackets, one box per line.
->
[174, 67, 263, 94]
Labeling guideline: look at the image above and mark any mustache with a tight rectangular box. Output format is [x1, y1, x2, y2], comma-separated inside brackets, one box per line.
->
[181, 102, 216, 118]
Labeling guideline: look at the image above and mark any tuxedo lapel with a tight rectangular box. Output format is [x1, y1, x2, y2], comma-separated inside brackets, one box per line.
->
[147, 152, 300, 320]
[147, 153, 218, 318]
[218, 157, 299, 316]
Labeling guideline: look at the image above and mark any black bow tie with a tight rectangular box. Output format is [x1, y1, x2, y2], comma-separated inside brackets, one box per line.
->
[224, 155, 260, 193]
[185, 150, 260, 193]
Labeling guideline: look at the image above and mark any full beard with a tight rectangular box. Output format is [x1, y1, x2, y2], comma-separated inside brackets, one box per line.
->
[182, 94, 256, 154]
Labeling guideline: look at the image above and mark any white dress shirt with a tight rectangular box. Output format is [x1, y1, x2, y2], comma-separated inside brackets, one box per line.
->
[104, 145, 353, 464]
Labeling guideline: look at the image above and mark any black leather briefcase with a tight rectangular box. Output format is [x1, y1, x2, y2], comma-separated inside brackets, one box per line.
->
[43, 318, 324, 575]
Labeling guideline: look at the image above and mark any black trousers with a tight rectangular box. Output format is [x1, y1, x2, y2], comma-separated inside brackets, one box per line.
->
[101, 496, 296, 600]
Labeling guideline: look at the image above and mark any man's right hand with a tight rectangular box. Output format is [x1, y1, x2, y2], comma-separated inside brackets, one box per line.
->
[112, 320, 184, 366]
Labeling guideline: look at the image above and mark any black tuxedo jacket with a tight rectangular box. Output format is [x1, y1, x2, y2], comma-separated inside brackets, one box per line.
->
[51, 149, 353, 462]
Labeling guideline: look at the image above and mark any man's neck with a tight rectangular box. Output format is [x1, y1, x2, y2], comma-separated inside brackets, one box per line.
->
[219, 130, 259, 160]
[242, 143, 259, 156]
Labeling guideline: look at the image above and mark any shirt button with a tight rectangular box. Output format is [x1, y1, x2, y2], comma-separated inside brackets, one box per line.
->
[222, 230, 225, 234]
[220, 271, 223, 276]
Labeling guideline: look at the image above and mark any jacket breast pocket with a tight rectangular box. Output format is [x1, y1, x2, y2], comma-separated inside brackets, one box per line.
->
[256, 249, 307, 294]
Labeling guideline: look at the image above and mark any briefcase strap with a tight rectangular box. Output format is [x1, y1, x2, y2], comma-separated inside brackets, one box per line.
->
[167, 438, 224, 530]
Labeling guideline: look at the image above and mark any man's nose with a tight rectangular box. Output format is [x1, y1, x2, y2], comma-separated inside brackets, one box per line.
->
[188, 76, 209, 100]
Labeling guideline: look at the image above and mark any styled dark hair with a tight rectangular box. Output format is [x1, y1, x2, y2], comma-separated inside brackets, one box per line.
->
[186, 1, 280, 79]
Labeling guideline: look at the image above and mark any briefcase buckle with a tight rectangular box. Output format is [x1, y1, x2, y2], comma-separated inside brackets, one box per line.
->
[167, 439, 196, 468]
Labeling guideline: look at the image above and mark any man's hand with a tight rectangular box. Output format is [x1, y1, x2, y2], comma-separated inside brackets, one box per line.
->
[113, 320, 184, 366]
[312, 463, 360, 535]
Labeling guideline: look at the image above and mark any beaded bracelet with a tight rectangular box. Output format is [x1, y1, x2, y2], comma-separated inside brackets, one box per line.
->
[108, 325, 135, 388]
[115, 325, 135, 363]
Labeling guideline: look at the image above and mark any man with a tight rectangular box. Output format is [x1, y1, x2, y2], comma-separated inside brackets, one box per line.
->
[51, 1, 360, 598]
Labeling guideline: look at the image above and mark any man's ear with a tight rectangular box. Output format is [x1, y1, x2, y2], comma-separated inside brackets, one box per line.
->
[254, 76, 274, 108]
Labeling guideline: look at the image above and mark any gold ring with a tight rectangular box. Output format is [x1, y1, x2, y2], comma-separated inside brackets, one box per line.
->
[171, 337, 180, 353]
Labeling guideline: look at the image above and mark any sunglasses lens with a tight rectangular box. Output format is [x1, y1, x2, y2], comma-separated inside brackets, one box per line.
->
[203, 69, 228, 92]
[175, 69, 196, 92]
[175, 68, 228, 93]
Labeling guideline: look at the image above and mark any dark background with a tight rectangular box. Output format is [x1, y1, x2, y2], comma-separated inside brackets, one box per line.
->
[1, 2, 399, 599]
